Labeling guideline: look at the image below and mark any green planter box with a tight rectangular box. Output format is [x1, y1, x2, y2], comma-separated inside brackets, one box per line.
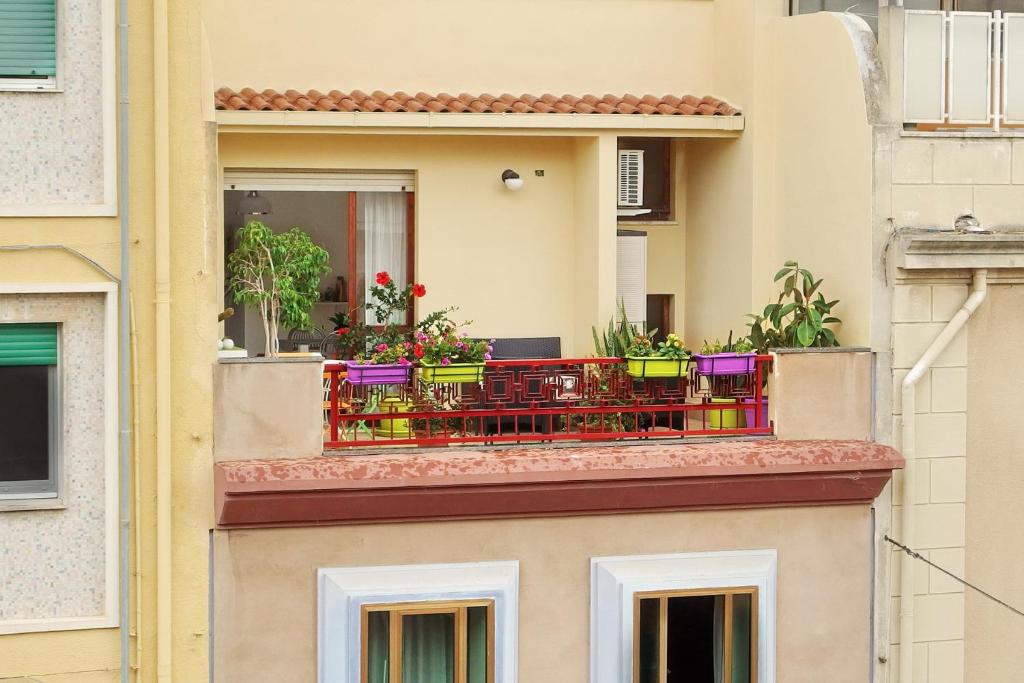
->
[419, 362, 486, 384]
[626, 356, 689, 379]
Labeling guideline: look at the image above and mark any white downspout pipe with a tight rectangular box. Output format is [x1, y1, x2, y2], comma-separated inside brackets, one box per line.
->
[898, 268, 987, 682]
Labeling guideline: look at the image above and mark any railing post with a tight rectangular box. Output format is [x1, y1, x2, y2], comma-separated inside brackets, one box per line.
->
[329, 368, 340, 443]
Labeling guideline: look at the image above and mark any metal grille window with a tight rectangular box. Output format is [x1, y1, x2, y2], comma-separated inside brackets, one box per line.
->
[0, 0, 58, 89]
[634, 588, 757, 683]
[0, 323, 60, 498]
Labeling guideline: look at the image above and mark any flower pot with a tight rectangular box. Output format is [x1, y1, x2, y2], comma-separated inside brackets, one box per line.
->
[626, 356, 689, 379]
[343, 360, 413, 386]
[707, 397, 746, 430]
[374, 397, 413, 438]
[693, 352, 756, 376]
[419, 362, 485, 384]
[742, 397, 769, 429]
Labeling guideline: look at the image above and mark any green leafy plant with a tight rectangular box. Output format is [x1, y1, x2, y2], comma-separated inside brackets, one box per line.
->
[413, 324, 491, 366]
[655, 333, 689, 360]
[592, 300, 657, 358]
[227, 221, 329, 357]
[745, 261, 841, 352]
[699, 331, 750, 356]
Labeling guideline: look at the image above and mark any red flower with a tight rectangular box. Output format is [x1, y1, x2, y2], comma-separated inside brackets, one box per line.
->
[375, 271, 391, 286]
[411, 283, 426, 298]
[413, 343, 424, 359]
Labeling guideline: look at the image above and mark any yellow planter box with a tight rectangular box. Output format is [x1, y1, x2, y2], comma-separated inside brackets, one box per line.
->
[707, 397, 747, 430]
[626, 356, 689, 379]
[419, 362, 486, 384]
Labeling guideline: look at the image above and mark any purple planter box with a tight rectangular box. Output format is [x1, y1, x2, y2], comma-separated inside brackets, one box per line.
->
[742, 397, 769, 429]
[343, 360, 413, 386]
[693, 352, 756, 376]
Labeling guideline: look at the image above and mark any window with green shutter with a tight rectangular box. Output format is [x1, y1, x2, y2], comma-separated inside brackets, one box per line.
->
[0, 323, 59, 497]
[0, 0, 58, 81]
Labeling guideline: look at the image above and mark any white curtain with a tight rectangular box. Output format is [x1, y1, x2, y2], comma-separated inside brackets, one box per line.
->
[360, 192, 407, 325]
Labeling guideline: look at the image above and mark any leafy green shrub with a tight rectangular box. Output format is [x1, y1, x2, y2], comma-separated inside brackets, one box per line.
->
[746, 261, 841, 352]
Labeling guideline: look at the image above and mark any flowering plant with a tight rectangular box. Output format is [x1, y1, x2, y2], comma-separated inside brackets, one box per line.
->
[414, 319, 491, 366]
[366, 341, 414, 366]
[656, 333, 690, 360]
[625, 334, 654, 357]
[352, 271, 429, 364]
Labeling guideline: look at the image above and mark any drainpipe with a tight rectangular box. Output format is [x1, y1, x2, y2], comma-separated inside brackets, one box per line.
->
[898, 268, 987, 683]
[153, 0, 172, 680]
[116, 0, 131, 677]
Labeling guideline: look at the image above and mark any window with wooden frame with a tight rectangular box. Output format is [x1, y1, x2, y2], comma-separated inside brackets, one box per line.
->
[617, 138, 673, 222]
[633, 587, 757, 683]
[362, 599, 494, 683]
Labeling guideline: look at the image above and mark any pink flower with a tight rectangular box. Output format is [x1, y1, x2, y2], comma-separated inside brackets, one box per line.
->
[456, 341, 466, 350]
[375, 343, 388, 352]
[397, 357, 411, 366]
[486, 345, 494, 353]
[441, 357, 451, 366]
[403, 341, 411, 349]
[484, 353, 492, 360]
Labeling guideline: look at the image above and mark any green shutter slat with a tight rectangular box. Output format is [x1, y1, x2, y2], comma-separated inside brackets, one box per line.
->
[0, 324, 58, 366]
[0, 0, 55, 79]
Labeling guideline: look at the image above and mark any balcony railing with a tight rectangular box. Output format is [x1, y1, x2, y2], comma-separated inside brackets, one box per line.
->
[904, 9, 1024, 131]
[323, 355, 772, 449]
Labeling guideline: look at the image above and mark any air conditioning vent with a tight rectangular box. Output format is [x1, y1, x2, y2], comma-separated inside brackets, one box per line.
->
[618, 150, 644, 207]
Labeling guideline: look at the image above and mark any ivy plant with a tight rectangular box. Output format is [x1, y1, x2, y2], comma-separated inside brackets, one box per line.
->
[745, 261, 841, 352]
[227, 221, 329, 357]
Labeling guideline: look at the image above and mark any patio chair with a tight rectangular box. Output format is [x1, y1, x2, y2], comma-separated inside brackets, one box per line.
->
[483, 337, 562, 437]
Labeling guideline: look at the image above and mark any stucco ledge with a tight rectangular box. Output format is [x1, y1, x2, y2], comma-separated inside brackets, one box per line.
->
[214, 439, 901, 528]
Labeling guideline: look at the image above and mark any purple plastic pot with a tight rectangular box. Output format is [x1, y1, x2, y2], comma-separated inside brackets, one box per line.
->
[343, 360, 413, 386]
[742, 397, 769, 429]
[692, 352, 756, 376]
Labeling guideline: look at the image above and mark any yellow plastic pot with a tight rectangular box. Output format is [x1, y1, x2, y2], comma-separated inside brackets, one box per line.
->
[707, 397, 747, 429]
[374, 397, 413, 438]
[419, 362, 485, 384]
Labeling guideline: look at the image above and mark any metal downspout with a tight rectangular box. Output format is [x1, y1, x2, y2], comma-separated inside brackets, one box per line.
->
[898, 268, 987, 682]
[117, 0, 131, 677]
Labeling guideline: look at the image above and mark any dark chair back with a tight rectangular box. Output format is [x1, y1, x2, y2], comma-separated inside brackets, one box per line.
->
[489, 336, 561, 360]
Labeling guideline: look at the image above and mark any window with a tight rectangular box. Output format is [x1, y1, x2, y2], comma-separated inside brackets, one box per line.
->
[789, 1, 878, 34]
[590, 550, 775, 683]
[617, 138, 672, 222]
[0, 323, 60, 497]
[318, 560, 518, 683]
[634, 588, 756, 683]
[362, 600, 494, 683]
[0, 0, 59, 90]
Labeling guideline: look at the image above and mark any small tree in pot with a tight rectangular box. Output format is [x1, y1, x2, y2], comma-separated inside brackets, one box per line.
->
[227, 221, 329, 357]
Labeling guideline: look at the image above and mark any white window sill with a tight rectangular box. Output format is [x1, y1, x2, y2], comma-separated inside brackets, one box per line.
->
[0, 80, 61, 93]
[617, 220, 680, 227]
[0, 495, 65, 512]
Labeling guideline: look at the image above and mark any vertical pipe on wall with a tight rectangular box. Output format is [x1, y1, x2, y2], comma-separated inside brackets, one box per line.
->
[116, 0, 131, 676]
[153, 0, 172, 679]
[898, 268, 986, 683]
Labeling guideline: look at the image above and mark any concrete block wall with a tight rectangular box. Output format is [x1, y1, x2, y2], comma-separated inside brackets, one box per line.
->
[890, 281, 969, 683]
[891, 138, 1024, 230]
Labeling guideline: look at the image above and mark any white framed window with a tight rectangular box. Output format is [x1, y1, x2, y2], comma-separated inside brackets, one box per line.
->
[0, 0, 60, 92]
[590, 549, 777, 683]
[318, 560, 518, 683]
[0, 322, 61, 499]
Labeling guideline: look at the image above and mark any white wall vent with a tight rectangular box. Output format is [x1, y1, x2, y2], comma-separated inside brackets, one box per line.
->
[617, 150, 644, 207]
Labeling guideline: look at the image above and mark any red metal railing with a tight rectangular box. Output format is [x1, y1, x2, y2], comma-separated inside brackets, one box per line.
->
[323, 355, 772, 449]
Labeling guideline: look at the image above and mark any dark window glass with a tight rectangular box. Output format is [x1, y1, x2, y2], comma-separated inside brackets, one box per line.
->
[666, 594, 718, 682]
[0, 365, 51, 482]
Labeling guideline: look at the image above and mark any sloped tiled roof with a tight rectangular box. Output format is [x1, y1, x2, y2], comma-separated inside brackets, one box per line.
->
[215, 87, 741, 116]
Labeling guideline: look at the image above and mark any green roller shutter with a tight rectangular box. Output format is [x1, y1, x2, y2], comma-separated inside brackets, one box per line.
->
[0, 323, 58, 366]
[0, 0, 57, 78]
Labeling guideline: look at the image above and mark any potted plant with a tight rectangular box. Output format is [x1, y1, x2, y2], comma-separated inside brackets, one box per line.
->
[745, 260, 841, 352]
[227, 221, 330, 357]
[693, 332, 756, 377]
[342, 271, 426, 386]
[625, 332, 690, 379]
[415, 323, 492, 384]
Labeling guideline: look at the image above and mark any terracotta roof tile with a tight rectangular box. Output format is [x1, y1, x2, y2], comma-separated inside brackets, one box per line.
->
[214, 87, 741, 115]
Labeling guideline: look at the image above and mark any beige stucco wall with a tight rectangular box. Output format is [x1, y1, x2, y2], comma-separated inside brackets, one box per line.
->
[220, 133, 611, 355]
[965, 284, 1024, 682]
[771, 350, 873, 441]
[214, 505, 872, 682]
[203, 0, 718, 96]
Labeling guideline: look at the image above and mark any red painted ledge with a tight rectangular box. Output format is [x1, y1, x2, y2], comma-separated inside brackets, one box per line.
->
[214, 439, 902, 528]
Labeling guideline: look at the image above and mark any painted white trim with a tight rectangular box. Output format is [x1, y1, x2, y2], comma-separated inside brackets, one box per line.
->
[216, 109, 745, 133]
[590, 549, 777, 683]
[0, 282, 118, 634]
[0, 0, 116, 217]
[318, 560, 519, 683]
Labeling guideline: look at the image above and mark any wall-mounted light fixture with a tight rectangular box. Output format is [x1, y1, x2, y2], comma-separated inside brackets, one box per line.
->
[501, 169, 524, 191]
[238, 190, 273, 216]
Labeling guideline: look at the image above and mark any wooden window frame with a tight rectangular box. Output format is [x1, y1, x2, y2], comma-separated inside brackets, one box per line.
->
[360, 599, 496, 683]
[346, 191, 417, 327]
[617, 137, 673, 223]
[632, 586, 759, 683]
